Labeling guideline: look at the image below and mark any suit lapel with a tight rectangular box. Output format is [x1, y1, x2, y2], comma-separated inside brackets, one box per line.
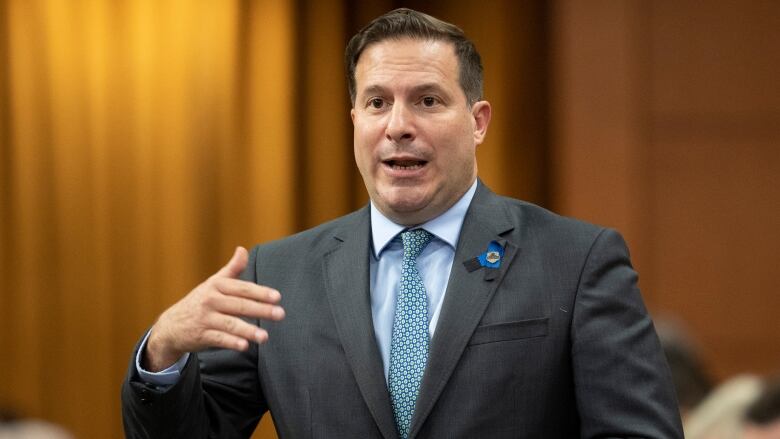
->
[409, 183, 519, 438]
[322, 207, 398, 439]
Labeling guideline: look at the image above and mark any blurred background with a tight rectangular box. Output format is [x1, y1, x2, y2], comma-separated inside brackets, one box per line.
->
[0, 0, 777, 437]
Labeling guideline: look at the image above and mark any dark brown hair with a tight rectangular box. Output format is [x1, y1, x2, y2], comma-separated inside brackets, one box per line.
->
[345, 8, 483, 106]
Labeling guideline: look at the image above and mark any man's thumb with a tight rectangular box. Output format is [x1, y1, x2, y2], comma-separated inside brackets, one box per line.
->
[216, 246, 248, 278]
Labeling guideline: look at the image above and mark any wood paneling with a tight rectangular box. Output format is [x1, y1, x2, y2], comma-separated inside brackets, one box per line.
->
[551, 0, 780, 381]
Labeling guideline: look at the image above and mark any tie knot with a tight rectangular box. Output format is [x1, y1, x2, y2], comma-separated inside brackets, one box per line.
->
[401, 229, 433, 259]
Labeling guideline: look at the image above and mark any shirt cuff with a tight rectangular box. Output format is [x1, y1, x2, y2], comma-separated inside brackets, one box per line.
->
[135, 330, 190, 387]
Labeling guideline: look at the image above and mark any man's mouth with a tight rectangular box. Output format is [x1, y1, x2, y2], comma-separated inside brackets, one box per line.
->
[383, 159, 428, 170]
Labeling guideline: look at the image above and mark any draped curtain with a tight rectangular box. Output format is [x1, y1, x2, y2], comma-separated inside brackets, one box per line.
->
[0, 1, 548, 437]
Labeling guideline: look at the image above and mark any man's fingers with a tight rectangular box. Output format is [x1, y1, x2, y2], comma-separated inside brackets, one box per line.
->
[211, 293, 284, 320]
[206, 315, 268, 345]
[212, 294, 285, 321]
[200, 329, 254, 351]
[213, 277, 282, 304]
[215, 246, 248, 279]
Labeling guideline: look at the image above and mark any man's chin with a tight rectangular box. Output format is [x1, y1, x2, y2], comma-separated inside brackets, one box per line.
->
[380, 193, 430, 213]
[378, 198, 441, 226]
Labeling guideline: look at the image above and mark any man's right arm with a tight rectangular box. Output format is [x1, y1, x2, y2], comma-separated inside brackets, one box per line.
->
[121, 246, 285, 439]
[142, 246, 285, 372]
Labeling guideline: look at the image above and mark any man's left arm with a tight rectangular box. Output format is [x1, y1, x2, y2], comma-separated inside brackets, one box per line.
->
[571, 228, 683, 438]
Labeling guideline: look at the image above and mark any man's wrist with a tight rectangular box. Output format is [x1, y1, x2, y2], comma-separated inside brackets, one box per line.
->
[143, 330, 184, 372]
[135, 330, 189, 387]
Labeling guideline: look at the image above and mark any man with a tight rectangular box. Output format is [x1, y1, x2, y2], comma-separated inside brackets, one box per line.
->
[122, 8, 683, 438]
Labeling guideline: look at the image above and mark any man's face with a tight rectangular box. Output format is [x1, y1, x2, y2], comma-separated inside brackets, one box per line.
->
[351, 38, 491, 226]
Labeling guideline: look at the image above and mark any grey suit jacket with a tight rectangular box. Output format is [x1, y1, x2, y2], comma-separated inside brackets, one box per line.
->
[122, 182, 683, 438]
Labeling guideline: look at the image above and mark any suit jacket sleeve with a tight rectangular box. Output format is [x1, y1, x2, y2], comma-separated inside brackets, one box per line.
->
[572, 228, 683, 438]
[121, 246, 267, 439]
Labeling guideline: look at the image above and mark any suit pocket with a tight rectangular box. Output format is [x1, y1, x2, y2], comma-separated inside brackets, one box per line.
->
[468, 317, 549, 346]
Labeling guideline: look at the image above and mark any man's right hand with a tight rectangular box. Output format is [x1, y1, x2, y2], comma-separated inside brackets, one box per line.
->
[143, 246, 285, 372]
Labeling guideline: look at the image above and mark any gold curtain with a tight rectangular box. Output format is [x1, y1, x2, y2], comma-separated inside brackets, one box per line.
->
[0, 1, 547, 437]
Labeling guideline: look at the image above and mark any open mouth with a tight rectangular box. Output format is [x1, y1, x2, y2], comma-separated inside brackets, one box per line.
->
[383, 159, 428, 170]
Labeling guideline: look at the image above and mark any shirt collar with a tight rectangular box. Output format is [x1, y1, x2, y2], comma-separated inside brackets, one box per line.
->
[370, 179, 478, 258]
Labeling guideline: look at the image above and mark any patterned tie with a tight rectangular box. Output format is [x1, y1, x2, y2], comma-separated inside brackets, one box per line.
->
[388, 228, 434, 439]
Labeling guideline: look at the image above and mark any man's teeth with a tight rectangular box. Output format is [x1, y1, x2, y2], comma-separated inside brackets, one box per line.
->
[392, 163, 423, 170]
[388, 160, 425, 170]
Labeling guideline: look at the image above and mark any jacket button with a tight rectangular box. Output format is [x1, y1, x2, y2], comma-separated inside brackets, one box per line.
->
[138, 388, 152, 404]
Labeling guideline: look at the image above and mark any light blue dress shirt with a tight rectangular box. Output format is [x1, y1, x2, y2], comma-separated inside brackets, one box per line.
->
[137, 180, 478, 386]
[369, 180, 476, 380]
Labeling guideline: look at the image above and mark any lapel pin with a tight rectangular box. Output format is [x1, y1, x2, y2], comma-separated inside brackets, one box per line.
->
[477, 240, 505, 269]
[462, 240, 506, 272]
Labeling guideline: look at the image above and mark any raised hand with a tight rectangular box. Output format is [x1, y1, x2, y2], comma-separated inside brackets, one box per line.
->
[143, 247, 285, 372]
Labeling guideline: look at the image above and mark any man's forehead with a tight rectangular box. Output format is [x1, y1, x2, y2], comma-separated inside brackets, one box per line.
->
[358, 37, 456, 62]
[354, 38, 459, 90]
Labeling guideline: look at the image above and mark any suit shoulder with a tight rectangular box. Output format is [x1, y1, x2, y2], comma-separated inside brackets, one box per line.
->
[490, 194, 634, 272]
[249, 207, 367, 258]
[495, 195, 615, 247]
[500, 195, 604, 231]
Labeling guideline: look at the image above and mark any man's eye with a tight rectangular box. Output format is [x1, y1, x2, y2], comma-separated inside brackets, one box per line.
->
[369, 98, 384, 109]
[422, 96, 437, 107]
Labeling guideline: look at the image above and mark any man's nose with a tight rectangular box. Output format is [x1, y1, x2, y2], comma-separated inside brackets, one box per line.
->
[385, 103, 416, 143]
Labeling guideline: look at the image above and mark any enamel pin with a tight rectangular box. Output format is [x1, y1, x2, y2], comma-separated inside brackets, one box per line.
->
[464, 240, 506, 272]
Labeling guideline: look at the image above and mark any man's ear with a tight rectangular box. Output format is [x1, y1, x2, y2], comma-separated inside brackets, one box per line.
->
[472, 101, 492, 145]
[350, 108, 356, 124]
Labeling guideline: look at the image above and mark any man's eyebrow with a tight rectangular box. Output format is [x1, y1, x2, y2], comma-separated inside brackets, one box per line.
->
[359, 83, 448, 97]
[360, 85, 387, 97]
[409, 83, 447, 95]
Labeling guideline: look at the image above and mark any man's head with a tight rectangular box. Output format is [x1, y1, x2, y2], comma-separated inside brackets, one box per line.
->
[347, 9, 491, 226]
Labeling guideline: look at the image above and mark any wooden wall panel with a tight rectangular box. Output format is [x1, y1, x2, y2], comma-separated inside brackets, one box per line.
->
[551, 0, 780, 381]
[647, 0, 780, 379]
[550, 0, 653, 284]
[648, 137, 779, 378]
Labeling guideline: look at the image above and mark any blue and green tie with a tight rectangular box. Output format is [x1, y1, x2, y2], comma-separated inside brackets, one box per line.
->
[388, 228, 433, 439]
